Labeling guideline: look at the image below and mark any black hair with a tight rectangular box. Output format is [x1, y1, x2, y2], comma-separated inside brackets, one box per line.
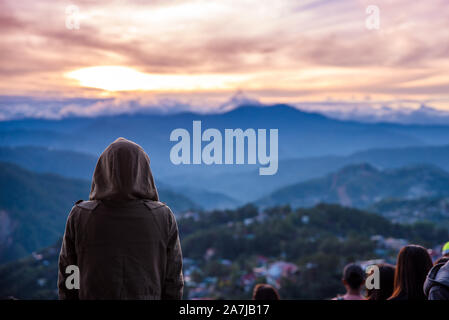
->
[252, 284, 280, 300]
[343, 263, 365, 290]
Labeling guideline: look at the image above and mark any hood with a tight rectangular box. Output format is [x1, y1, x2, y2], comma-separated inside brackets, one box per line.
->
[424, 260, 449, 296]
[89, 137, 159, 201]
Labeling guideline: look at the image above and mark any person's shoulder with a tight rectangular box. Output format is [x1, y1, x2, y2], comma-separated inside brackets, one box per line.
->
[66, 200, 99, 223]
[429, 282, 449, 300]
[142, 200, 177, 234]
[143, 200, 178, 225]
[143, 200, 170, 210]
[429, 286, 443, 300]
[74, 199, 100, 211]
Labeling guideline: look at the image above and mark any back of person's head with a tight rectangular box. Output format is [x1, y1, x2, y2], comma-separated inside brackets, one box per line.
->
[366, 264, 395, 300]
[252, 284, 280, 300]
[442, 241, 449, 257]
[342, 263, 365, 291]
[390, 244, 433, 300]
[90, 137, 159, 201]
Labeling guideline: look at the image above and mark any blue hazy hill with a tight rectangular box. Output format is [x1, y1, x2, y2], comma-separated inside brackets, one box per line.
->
[259, 163, 449, 209]
[0, 104, 431, 163]
[3, 104, 449, 201]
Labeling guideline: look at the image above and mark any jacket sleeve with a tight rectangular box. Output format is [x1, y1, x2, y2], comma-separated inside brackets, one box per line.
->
[58, 208, 79, 300]
[161, 208, 184, 300]
[428, 285, 449, 300]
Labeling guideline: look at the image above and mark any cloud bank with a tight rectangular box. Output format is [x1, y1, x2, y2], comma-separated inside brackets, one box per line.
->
[1, 0, 449, 115]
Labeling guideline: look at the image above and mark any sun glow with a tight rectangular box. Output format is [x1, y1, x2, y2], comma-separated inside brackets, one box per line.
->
[65, 66, 247, 92]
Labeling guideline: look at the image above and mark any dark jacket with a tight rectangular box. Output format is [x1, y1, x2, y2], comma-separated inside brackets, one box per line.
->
[58, 138, 183, 300]
[424, 260, 449, 300]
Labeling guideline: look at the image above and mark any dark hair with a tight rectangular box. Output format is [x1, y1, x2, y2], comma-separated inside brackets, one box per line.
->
[252, 284, 280, 300]
[343, 263, 365, 290]
[366, 264, 395, 300]
[389, 245, 433, 300]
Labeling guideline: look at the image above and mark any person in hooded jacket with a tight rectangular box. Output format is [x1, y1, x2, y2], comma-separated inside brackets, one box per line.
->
[58, 138, 184, 300]
[424, 257, 449, 300]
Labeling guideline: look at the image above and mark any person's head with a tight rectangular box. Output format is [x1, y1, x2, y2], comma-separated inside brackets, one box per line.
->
[252, 284, 280, 300]
[342, 263, 365, 294]
[366, 264, 395, 300]
[390, 244, 433, 300]
[442, 241, 449, 257]
[90, 137, 159, 201]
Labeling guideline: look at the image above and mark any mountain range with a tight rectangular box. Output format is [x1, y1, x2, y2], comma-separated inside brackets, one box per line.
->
[259, 163, 449, 209]
[4, 104, 449, 202]
[3, 103, 449, 263]
[4, 102, 449, 299]
[5, 142, 449, 202]
[163, 144, 449, 201]
[3, 104, 449, 169]
[315, 104, 449, 125]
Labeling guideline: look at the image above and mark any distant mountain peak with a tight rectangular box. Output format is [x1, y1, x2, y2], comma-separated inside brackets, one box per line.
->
[223, 102, 330, 121]
[217, 91, 262, 113]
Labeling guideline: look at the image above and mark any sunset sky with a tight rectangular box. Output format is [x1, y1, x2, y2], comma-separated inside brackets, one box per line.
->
[1, 0, 449, 118]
